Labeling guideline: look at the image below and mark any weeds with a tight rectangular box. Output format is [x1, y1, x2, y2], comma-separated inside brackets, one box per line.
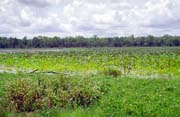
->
[0, 47, 180, 116]
[6, 76, 103, 112]
[103, 66, 122, 77]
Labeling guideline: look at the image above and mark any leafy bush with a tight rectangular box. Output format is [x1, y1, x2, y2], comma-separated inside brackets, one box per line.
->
[103, 66, 122, 77]
[6, 76, 102, 112]
[7, 78, 47, 112]
[0, 97, 8, 117]
[69, 86, 101, 108]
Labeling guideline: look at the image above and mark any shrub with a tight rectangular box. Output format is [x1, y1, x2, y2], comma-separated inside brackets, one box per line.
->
[6, 76, 102, 112]
[69, 86, 101, 108]
[0, 97, 8, 117]
[103, 67, 122, 77]
[7, 78, 48, 112]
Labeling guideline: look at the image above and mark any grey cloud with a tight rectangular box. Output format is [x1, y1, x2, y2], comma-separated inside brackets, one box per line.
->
[1, 0, 180, 37]
[0, 25, 13, 34]
[17, 0, 51, 7]
[142, 19, 180, 29]
[34, 25, 64, 33]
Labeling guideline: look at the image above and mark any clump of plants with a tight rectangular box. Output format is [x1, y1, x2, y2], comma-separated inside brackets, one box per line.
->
[6, 75, 103, 112]
[7, 78, 48, 112]
[0, 97, 8, 117]
[103, 66, 122, 77]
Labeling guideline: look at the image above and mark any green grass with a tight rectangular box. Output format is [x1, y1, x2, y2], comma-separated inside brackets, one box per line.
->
[100, 77, 180, 116]
[0, 47, 180, 78]
[0, 73, 180, 117]
[0, 47, 180, 116]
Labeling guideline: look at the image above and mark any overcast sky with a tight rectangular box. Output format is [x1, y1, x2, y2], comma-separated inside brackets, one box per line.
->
[0, 0, 180, 38]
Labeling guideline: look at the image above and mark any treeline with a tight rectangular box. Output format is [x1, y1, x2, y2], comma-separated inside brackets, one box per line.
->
[0, 35, 180, 48]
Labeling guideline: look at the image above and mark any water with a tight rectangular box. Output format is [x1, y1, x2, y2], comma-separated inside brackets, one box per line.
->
[0, 48, 65, 53]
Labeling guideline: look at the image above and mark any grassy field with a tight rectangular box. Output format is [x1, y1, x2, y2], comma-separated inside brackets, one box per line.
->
[0, 47, 180, 116]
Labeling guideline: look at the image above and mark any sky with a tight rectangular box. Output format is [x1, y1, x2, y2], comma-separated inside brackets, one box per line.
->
[0, 0, 180, 38]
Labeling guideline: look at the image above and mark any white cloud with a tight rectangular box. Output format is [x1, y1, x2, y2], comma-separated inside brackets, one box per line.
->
[0, 0, 180, 38]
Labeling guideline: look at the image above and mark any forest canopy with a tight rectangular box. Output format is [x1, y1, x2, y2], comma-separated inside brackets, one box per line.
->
[0, 35, 180, 48]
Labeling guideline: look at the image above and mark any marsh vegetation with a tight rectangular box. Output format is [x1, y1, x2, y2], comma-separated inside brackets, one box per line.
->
[0, 47, 180, 116]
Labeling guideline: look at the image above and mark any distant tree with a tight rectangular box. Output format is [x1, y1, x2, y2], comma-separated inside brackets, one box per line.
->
[0, 35, 180, 48]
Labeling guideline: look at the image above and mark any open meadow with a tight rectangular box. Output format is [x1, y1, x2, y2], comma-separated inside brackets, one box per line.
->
[0, 47, 180, 116]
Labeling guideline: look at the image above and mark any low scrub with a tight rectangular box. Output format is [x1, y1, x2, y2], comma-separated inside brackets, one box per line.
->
[103, 67, 122, 77]
[7, 78, 44, 112]
[6, 76, 102, 112]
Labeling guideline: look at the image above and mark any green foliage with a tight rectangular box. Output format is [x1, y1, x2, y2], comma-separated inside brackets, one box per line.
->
[103, 66, 122, 77]
[0, 97, 8, 117]
[100, 78, 180, 117]
[0, 47, 180, 78]
[6, 76, 102, 113]
[0, 72, 180, 116]
[7, 78, 47, 112]
[0, 35, 180, 48]
[0, 47, 180, 116]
